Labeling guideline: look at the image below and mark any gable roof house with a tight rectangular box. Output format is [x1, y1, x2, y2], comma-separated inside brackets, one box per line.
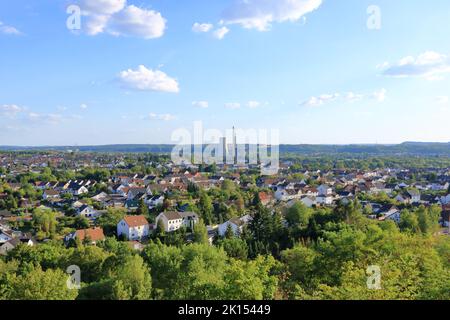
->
[396, 189, 421, 204]
[127, 187, 150, 200]
[440, 207, 450, 228]
[77, 205, 100, 220]
[0, 230, 13, 244]
[66, 181, 89, 195]
[0, 235, 35, 256]
[125, 199, 140, 210]
[117, 215, 150, 241]
[378, 206, 401, 223]
[146, 195, 165, 209]
[155, 211, 199, 232]
[258, 191, 274, 206]
[65, 227, 105, 245]
[317, 184, 333, 196]
[43, 189, 60, 200]
[440, 194, 450, 205]
[407, 189, 421, 203]
[275, 188, 302, 202]
[218, 215, 252, 237]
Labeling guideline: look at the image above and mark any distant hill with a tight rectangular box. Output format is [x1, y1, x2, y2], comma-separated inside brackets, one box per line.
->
[279, 142, 450, 156]
[0, 142, 449, 156]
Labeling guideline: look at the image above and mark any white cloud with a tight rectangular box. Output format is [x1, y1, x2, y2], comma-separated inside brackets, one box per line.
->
[27, 112, 81, 125]
[344, 92, 364, 103]
[247, 101, 261, 108]
[222, 0, 322, 31]
[300, 89, 387, 106]
[118, 65, 179, 93]
[371, 88, 387, 102]
[148, 113, 176, 121]
[1, 104, 82, 129]
[0, 21, 22, 35]
[225, 102, 241, 109]
[27, 112, 40, 120]
[76, 1, 166, 39]
[300, 93, 339, 107]
[108, 5, 166, 39]
[436, 96, 449, 105]
[192, 22, 213, 33]
[213, 26, 229, 39]
[192, 101, 209, 108]
[0, 104, 23, 118]
[79, 0, 126, 16]
[80, 103, 88, 110]
[382, 51, 450, 80]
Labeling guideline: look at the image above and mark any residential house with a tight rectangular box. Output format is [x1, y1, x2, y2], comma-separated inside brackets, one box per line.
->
[117, 215, 150, 241]
[440, 208, 449, 228]
[146, 195, 164, 209]
[316, 194, 334, 205]
[317, 184, 333, 196]
[66, 181, 89, 196]
[42, 189, 60, 200]
[155, 211, 199, 232]
[378, 206, 401, 223]
[275, 188, 302, 202]
[396, 190, 420, 204]
[91, 192, 109, 202]
[258, 191, 274, 206]
[0, 235, 35, 256]
[218, 215, 252, 237]
[0, 230, 13, 244]
[440, 194, 450, 205]
[300, 196, 317, 208]
[77, 205, 100, 219]
[65, 227, 105, 245]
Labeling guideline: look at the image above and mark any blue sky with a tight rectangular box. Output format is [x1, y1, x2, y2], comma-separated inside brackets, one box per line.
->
[1, 0, 450, 146]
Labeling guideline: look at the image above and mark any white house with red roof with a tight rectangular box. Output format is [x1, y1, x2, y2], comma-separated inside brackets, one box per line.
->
[117, 215, 150, 241]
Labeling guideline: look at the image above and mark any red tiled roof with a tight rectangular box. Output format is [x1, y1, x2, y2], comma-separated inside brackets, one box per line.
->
[75, 227, 105, 242]
[123, 215, 149, 227]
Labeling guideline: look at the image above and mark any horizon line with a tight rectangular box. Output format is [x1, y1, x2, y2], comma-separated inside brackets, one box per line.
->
[1, 141, 449, 148]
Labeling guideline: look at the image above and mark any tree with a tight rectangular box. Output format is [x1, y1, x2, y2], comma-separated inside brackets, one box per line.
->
[155, 219, 166, 238]
[417, 206, 432, 234]
[224, 224, 235, 239]
[193, 220, 209, 245]
[68, 246, 111, 283]
[222, 256, 278, 300]
[217, 238, 248, 260]
[73, 215, 90, 229]
[97, 207, 126, 236]
[221, 179, 236, 193]
[7, 265, 78, 300]
[137, 199, 149, 217]
[108, 255, 152, 300]
[142, 241, 183, 299]
[32, 208, 58, 239]
[281, 244, 318, 294]
[285, 202, 312, 227]
[198, 192, 213, 225]
[399, 210, 420, 233]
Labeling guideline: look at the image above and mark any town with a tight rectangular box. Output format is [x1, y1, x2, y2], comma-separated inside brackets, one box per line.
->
[0, 149, 449, 300]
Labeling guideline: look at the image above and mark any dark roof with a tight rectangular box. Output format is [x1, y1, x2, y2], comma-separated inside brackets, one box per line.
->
[0, 210, 13, 218]
[162, 211, 182, 221]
